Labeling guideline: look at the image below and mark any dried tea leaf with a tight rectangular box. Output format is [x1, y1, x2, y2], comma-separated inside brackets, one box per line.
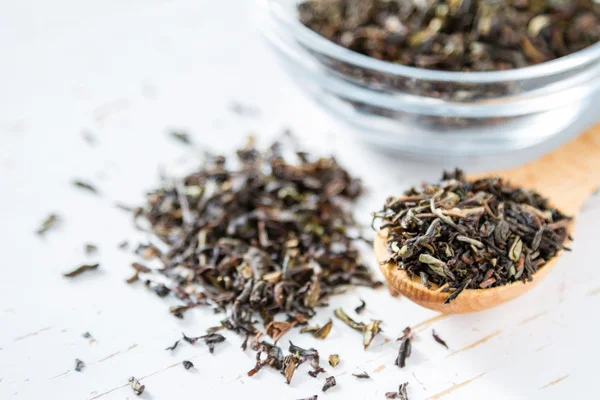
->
[283, 354, 299, 384]
[169, 131, 192, 145]
[63, 263, 99, 278]
[328, 354, 340, 367]
[131, 262, 151, 273]
[399, 382, 409, 400]
[266, 321, 296, 343]
[297, 396, 318, 400]
[444, 278, 472, 305]
[354, 299, 366, 314]
[322, 376, 336, 392]
[183, 360, 194, 370]
[374, 170, 570, 298]
[509, 237, 523, 262]
[432, 330, 448, 349]
[308, 367, 326, 378]
[182, 332, 200, 345]
[36, 213, 60, 236]
[74, 359, 85, 372]
[125, 272, 139, 284]
[84, 244, 98, 255]
[353, 371, 370, 379]
[395, 338, 411, 368]
[73, 180, 99, 194]
[120, 138, 380, 385]
[300, 326, 320, 334]
[363, 320, 382, 349]
[334, 308, 366, 331]
[201, 333, 226, 353]
[128, 377, 145, 395]
[230, 101, 260, 117]
[397, 327, 412, 341]
[165, 340, 180, 351]
[313, 319, 333, 339]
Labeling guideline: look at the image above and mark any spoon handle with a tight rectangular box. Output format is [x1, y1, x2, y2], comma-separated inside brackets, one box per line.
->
[500, 124, 600, 216]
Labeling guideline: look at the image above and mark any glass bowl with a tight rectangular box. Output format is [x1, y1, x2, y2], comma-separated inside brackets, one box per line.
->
[257, 0, 600, 156]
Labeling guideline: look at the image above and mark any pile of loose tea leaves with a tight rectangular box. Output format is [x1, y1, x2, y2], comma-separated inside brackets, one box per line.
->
[299, 0, 600, 71]
[127, 137, 379, 384]
[373, 169, 571, 303]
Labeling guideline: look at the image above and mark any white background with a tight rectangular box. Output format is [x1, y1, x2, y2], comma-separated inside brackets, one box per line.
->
[1, 1, 599, 399]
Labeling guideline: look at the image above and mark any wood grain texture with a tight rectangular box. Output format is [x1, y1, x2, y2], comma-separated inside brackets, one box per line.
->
[376, 124, 600, 313]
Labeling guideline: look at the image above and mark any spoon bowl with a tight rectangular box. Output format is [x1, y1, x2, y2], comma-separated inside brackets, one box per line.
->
[375, 124, 600, 313]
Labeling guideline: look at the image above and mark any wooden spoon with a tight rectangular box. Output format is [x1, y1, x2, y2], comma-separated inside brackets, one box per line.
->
[375, 124, 600, 313]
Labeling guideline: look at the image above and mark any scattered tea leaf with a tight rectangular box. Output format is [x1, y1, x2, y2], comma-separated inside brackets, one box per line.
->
[165, 340, 180, 351]
[300, 326, 320, 334]
[353, 371, 370, 379]
[432, 330, 448, 349]
[385, 382, 409, 399]
[36, 213, 60, 236]
[82, 131, 96, 146]
[63, 263, 99, 278]
[399, 382, 409, 400]
[395, 338, 412, 368]
[128, 376, 145, 396]
[397, 327, 412, 342]
[182, 360, 194, 370]
[266, 321, 296, 343]
[354, 299, 366, 314]
[82, 332, 92, 339]
[297, 396, 318, 400]
[363, 320, 382, 350]
[201, 333, 226, 353]
[328, 354, 340, 367]
[121, 138, 379, 385]
[334, 308, 366, 331]
[74, 359, 85, 372]
[131, 262, 151, 273]
[84, 244, 98, 255]
[313, 319, 333, 339]
[182, 333, 200, 345]
[73, 180, 99, 194]
[283, 354, 300, 384]
[230, 101, 260, 117]
[125, 272, 139, 284]
[322, 376, 336, 392]
[169, 131, 192, 145]
[117, 240, 129, 250]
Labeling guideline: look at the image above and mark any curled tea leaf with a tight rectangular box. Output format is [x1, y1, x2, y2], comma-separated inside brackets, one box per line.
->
[328, 354, 340, 367]
[74, 359, 85, 372]
[363, 320, 382, 350]
[354, 299, 366, 314]
[36, 213, 61, 236]
[73, 180, 99, 194]
[128, 377, 145, 396]
[432, 330, 448, 349]
[395, 338, 412, 368]
[322, 376, 336, 392]
[353, 371, 370, 379]
[334, 308, 366, 331]
[183, 360, 194, 370]
[169, 130, 192, 145]
[313, 319, 333, 339]
[63, 263, 99, 278]
[283, 354, 300, 384]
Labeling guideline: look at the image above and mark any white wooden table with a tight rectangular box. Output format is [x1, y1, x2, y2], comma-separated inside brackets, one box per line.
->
[1, 1, 599, 399]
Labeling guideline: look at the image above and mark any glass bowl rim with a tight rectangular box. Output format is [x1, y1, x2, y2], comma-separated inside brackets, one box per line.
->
[259, 0, 600, 83]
